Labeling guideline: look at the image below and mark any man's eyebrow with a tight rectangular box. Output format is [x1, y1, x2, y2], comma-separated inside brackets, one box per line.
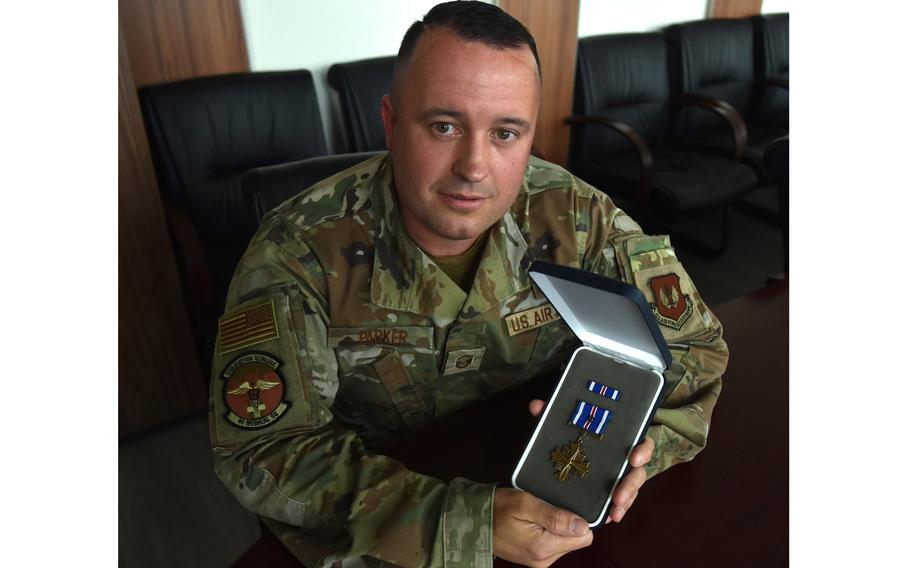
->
[419, 108, 465, 121]
[498, 116, 532, 131]
[419, 108, 531, 131]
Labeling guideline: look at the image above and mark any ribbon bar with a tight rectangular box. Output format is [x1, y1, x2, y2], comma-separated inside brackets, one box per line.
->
[586, 380, 621, 401]
[570, 400, 611, 436]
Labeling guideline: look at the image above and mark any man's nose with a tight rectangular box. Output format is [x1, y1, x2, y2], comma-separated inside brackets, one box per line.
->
[452, 133, 490, 183]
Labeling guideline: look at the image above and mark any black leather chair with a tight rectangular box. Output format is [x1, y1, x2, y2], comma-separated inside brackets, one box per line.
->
[139, 70, 328, 378]
[752, 13, 789, 127]
[243, 152, 381, 219]
[327, 56, 396, 152]
[567, 32, 758, 254]
[665, 18, 788, 182]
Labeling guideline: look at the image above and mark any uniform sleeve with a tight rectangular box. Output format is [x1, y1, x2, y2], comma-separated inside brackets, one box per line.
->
[577, 187, 730, 479]
[208, 221, 495, 567]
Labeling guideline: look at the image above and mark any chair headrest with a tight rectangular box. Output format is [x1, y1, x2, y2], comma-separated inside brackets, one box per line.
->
[327, 56, 396, 153]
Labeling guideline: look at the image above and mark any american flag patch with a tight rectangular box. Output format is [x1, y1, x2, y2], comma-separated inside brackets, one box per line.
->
[218, 300, 279, 355]
[570, 400, 611, 436]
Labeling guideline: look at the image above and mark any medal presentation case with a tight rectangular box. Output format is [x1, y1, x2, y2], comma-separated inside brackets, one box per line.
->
[511, 262, 672, 526]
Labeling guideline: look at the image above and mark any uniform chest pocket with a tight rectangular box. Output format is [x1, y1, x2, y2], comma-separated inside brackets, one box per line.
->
[329, 327, 436, 438]
[526, 318, 578, 380]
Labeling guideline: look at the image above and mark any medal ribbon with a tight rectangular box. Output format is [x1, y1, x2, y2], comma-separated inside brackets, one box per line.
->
[586, 380, 620, 401]
[570, 400, 611, 436]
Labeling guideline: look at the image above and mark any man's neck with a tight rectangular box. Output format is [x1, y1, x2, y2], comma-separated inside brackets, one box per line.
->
[426, 229, 491, 293]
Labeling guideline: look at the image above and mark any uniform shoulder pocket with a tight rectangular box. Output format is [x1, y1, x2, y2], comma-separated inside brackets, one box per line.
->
[624, 236, 715, 344]
[210, 289, 330, 452]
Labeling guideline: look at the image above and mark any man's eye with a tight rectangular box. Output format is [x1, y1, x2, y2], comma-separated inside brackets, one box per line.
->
[495, 129, 517, 141]
[432, 122, 455, 135]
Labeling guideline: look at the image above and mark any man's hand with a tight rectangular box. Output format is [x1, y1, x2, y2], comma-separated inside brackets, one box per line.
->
[528, 399, 654, 525]
[493, 487, 593, 567]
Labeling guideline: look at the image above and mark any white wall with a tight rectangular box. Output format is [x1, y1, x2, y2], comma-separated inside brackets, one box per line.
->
[760, 0, 791, 14]
[240, 0, 493, 153]
[242, 0, 790, 152]
[578, 0, 708, 37]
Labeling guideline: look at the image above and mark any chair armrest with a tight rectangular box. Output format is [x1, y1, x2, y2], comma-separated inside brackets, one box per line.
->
[564, 115, 654, 206]
[162, 200, 218, 330]
[671, 94, 748, 161]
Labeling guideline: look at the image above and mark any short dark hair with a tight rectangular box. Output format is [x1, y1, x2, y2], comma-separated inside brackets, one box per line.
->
[391, 1, 541, 98]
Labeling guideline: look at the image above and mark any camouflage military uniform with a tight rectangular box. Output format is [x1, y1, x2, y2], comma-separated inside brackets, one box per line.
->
[209, 153, 728, 567]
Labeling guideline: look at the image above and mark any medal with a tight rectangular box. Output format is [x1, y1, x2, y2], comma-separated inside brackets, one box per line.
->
[551, 400, 613, 482]
[551, 435, 590, 481]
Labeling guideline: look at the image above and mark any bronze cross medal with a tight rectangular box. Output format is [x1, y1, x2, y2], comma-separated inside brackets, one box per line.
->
[551, 434, 590, 482]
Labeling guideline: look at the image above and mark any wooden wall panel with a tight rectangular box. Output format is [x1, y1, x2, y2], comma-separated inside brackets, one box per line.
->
[711, 0, 763, 18]
[119, 0, 249, 88]
[119, 27, 206, 437]
[500, 0, 580, 167]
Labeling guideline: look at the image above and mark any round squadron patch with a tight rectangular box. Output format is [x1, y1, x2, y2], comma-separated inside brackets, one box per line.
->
[221, 351, 291, 430]
[648, 273, 693, 330]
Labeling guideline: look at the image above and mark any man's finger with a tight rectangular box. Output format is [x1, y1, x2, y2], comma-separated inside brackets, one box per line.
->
[615, 467, 646, 502]
[630, 436, 655, 467]
[524, 529, 594, 565]
[525, 498, 590, 537]
[610, 505, 627, 523]
[528, 399, 546, 417]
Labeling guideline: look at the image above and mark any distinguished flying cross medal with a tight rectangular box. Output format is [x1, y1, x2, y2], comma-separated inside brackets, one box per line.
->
[221, 351, 291, 429]
[551, 401, 614, 482]
[551, 438, 590, 482]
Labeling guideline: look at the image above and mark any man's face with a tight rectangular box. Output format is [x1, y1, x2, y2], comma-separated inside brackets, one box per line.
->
[381, 29, 540, 257]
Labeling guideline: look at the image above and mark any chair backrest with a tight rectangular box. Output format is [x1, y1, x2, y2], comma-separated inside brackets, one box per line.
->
[243, 152, 381, 219]
[140, 70, 327, 307]
[327, 56, 396, 152]
[139, 70, 328, 376]
[665, 18, 755, 133]
[752, 13, 789, 120]
[571, 33, 670, 168]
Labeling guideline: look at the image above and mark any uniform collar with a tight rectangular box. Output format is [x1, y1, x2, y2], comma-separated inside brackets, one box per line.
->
[370, 154, 532, 325]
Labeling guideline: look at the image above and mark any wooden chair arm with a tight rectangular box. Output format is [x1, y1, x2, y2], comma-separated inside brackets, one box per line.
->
[672, 94, 748, 161]
[564, 115, 654, 206]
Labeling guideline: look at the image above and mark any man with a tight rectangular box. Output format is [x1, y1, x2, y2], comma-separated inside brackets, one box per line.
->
[209, 2, 728, 567]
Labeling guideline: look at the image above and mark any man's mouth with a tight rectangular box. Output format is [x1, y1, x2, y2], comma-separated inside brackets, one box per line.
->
[442, 193, 485, 202]
[438, 192, 489, 211]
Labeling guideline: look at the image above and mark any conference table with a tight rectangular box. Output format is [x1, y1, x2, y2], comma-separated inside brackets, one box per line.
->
[237, 280, 788, 567]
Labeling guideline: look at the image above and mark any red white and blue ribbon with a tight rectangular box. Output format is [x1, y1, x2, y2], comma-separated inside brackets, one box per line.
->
[571, 400, 611, 436]
[586, 380, 620, 401]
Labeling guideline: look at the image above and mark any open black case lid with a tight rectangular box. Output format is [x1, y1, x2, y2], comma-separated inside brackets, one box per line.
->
[513, 262, 672, 525]
[529, 262, 672, 371]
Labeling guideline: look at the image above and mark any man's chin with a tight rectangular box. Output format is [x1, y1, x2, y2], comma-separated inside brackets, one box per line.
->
[434, 224, 484, 243]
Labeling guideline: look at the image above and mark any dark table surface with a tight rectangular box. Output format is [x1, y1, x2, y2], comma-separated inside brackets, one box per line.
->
[391, 279, 789, 568]
[237, 280, 789, 567]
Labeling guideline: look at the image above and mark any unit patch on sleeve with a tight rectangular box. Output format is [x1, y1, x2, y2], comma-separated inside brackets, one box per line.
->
[648, 273, 693, 330]
[221, 351, 291, 429]
[504, 303, 561, 336]
[218, 300, 280, 354]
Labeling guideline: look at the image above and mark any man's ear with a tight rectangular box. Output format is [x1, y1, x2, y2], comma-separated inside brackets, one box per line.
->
[380, 94, 395, 150]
